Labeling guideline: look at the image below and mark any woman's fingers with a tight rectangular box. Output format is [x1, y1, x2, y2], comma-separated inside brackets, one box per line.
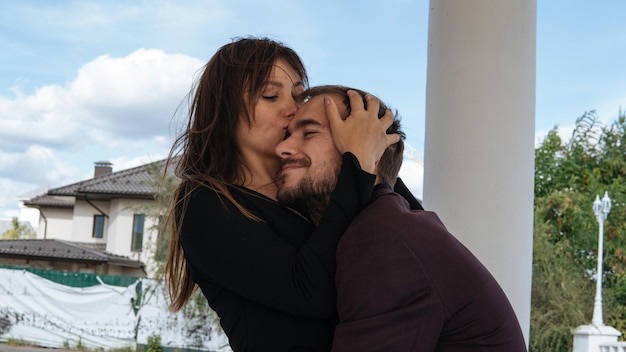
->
[327, 91, 401, 174]
[324, 95, 343, 132]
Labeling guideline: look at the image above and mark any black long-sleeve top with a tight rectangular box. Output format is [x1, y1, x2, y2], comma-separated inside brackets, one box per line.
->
[179, 153, 376, 351]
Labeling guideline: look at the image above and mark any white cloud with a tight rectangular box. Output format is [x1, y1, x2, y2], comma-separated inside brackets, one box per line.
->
[0, 145, 77, 185]
[1, 49, 202, 152]
[110, 154, 169, 173]
[0, 49, 204, 216]
[69, 49, 203, 139]
[0, 179, 22, 220]
[0, 85, 78, 151]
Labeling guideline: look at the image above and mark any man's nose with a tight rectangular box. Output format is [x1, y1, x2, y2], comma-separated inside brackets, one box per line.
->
[276, 139, 293, 158]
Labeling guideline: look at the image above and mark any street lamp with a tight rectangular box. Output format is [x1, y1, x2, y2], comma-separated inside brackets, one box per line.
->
[591, 191, 611, 326]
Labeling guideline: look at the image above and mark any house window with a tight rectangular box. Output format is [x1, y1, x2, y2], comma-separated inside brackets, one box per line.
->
[93, 215, 105, 239]
[131, 214, 145, 252]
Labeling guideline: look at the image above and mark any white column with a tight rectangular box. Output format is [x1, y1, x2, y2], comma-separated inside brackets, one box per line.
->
[423, 0, 536, 344]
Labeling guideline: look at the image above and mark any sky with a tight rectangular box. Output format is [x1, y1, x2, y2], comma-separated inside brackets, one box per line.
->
[1, 0, 625, 221]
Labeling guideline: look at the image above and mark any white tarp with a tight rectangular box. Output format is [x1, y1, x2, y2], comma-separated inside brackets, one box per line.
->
[0, 268, 231, 351]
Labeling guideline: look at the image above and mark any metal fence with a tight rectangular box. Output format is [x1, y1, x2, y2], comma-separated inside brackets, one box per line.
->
[0, 264, 140, 287]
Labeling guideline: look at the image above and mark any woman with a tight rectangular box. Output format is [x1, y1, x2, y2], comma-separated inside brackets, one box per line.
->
[165, 37, 399, 351]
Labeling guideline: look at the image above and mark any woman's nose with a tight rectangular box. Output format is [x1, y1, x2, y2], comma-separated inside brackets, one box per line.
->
[284, 98, 298, 120]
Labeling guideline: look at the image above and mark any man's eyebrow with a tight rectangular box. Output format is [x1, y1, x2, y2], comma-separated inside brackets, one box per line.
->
[287, 118, 325, 134]
[293, 118, 324, 130]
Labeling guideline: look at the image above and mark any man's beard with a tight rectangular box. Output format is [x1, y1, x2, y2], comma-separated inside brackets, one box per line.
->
[277, 161, 340, 225]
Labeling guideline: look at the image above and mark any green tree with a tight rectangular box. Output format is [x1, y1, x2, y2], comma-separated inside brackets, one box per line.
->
[1, 217, 36, 239]
[532, 110, 626, 351]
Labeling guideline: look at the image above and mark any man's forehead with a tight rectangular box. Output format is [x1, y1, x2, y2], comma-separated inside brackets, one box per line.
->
[288, 95, 329, 131]
[292, 92, 347, 125]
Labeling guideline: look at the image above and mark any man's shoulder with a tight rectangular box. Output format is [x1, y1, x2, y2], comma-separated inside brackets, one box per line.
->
[365, 190, 440, 223]
[369, 186, 410, 209]
[346, 193, 430, 234]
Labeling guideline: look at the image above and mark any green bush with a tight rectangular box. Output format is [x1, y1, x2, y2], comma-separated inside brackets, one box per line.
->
[146, 335, 162, 352]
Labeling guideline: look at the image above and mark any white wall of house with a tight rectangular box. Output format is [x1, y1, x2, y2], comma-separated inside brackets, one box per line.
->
[72, 199, 110, 244]
[39, 207, 73, 241]
[107, 199, 157, 261]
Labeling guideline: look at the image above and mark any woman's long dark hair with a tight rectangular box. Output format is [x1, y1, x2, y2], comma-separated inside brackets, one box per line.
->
[165, 37, 308, 311]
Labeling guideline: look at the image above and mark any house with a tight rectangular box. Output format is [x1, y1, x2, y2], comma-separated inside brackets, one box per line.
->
[16, 159, 174, 278]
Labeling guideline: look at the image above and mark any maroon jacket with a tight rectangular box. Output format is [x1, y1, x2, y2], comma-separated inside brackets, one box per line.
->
[332, 185, 527, 352]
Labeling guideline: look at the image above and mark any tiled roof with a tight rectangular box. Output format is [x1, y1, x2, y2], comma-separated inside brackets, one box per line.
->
[26, 158, 178, 207]
[0, 239, 144, 268]
[23, 195, 74, 208]
[49, 159, 170, 197]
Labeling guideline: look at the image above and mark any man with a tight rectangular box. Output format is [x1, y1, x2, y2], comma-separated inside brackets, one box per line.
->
[276, 85, 527, 351]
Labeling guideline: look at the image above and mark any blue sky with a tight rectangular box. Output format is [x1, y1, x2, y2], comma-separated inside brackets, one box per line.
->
[1, 0, 625, 221]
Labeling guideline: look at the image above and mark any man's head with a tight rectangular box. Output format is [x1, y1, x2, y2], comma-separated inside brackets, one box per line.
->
[275, 85, 404, 224]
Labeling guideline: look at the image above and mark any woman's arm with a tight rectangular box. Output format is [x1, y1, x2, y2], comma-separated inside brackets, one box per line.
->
[180, 153, 375, 318]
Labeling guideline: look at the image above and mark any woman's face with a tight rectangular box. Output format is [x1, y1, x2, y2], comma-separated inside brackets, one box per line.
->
[236, 58, 305, 162]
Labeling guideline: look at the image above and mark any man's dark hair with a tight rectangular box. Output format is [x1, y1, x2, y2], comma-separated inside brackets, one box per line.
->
[299, 85, 405, 187]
